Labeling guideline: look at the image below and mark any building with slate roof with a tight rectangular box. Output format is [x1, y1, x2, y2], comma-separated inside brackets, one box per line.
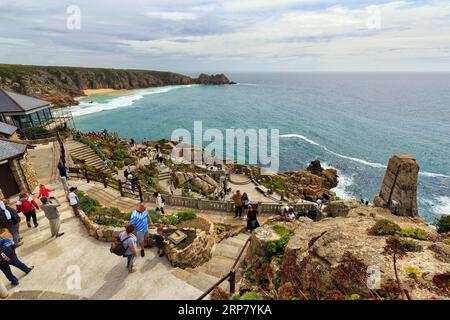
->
[0, 89, 54, 129]
[0, 138, 38, 198]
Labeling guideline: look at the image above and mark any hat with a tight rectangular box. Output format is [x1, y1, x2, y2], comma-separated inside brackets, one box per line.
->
[69, 187, 77, 192]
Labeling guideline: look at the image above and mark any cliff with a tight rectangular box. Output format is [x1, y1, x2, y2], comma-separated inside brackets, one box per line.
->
[0, 64, 234, 108]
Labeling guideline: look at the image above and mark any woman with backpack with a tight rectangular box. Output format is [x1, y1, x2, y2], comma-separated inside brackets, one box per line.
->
[119, 224, 138, 273]
[16, 192, 39, 228]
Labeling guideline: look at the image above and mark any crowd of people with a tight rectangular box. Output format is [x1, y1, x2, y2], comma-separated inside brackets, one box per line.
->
[0, 160, 84, 287]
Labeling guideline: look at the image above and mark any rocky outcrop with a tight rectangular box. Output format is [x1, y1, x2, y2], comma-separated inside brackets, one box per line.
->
[196, 73, 236, 85]
[0, 64, 234, 108]
[374, 154, 419, 217]
[243, 206, 449, 299]
[173, 171, 218, 195]
[255, 160, 338, 202]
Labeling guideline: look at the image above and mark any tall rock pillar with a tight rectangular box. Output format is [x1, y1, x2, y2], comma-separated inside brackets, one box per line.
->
[374, 154, 419, 217]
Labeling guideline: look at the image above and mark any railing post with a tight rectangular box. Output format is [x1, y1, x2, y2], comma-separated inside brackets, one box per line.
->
[83, 169, 90, 183]
[103, 174, 107, 188]
[138, 183, 143, 203]
[229, 271, 236, 295]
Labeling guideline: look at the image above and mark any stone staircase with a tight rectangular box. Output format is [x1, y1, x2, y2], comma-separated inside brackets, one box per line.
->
[64, 138, 110, 173]
[171, 233, 250, 296]
[158, 163, 171, 192]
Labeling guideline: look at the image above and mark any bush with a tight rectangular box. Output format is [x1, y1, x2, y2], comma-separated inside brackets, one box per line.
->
[435, 215, 450, 234]
[405, 266, 421, 278]
[267, 225, 294, 258]
[177, 211, 197, 222]
[232, 292, 264, 300]
[400, 228, 427, 240]
[368, 219, 401, 236]
[24, 126, 50, 139]
[93, 215, 124, 227]
[78, 195, 100, 214]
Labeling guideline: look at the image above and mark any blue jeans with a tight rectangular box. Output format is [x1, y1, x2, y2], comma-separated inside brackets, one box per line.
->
[0, 253, 31, 285]
[125, 255, 134, 270]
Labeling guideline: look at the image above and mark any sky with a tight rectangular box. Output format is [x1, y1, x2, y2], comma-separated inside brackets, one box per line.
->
[0, 0, 450, 73]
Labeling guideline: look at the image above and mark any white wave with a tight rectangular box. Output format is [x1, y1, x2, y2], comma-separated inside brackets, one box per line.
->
[70, 85, 194, 117]
[280, 133, 450, 178]
[332, 170, 355, 200]
[236, 83, 258, 86]
[432, 196, 450, 216]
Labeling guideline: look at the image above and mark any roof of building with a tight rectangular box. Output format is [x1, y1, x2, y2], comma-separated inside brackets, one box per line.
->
[0, 89, 50, 113]
[0, 121, 18, 135]
[0, 139, 27, 161]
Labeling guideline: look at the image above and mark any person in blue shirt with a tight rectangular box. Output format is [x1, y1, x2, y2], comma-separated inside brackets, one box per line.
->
[0, 236, 34, 286]
[130, 203, 153, 258]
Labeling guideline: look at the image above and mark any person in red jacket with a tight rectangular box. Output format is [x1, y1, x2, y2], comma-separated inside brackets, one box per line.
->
[16, 192, 39, 228]
[38, 184, 51, 199]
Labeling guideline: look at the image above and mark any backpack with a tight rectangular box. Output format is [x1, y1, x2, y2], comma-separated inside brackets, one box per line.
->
[18, 198, 34, 213]
[161, 196, 165, 204]
[110, 236, 131, 256]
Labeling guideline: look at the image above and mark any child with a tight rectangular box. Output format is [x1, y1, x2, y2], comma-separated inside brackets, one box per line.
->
[67, 187, 79, 216]
[154, 226, 168, 258]
[38, 184, 51, 200]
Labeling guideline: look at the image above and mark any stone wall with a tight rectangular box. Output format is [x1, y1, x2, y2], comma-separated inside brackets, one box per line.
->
[166, 221, 216, 269]
[9, 151, 39, 194]
[78, 210, 123, 242]
[374, 154, 419, 217]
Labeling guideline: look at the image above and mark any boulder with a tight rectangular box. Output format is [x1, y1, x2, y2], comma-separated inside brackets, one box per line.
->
[323, 200, 361, 218]
[244, 224, 280, 266]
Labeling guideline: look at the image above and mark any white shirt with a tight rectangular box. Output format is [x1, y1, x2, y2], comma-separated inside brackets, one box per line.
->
[68, 192, 78, 205]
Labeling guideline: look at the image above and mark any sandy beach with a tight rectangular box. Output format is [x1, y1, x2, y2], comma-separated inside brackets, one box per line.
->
[83, 88, 127, 96]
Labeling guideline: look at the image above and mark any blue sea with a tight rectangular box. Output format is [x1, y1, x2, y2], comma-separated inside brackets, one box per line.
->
[68, 73, 450, 224]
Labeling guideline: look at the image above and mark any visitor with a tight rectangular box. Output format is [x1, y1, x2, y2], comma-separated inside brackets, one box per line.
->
[153, 226, 168, 258]
[232, 190, 243, 218]
[68, 187, 80, 216]
[246, 205, 260, 232]
[119, 224, 138, 273]
[130, 138, 135, 148]
[130, 203, 152, 258]
[124, 169, 129, 180]
[102, 158, 108, 170]
[38, 184, 51, 200]
[130, 175, 139, 193]
[0, 198, 22, 246]
[16, 192, 39, 228]
[40, 197, 64, 238]
[154, 192, 165, 215]
[242, 192, 250, 216]
[0, 234, 34, 286]
[57, 162, 69, 192]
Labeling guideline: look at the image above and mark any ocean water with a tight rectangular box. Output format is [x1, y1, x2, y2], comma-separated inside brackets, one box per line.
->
[68, 73, 450, 224]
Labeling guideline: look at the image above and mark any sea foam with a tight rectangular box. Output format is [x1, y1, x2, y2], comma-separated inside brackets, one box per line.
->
[280, 133, 450, 178]
[70, 85, 195, 117]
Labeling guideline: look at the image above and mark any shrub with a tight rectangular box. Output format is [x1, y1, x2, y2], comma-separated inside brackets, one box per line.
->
[177, 211, 197, 222]
[405, 266, 421, 278]
[435, 215, 450, 234]
[245, 270, 256, 282]
[78, 195, 100, 214]
[24, 126, 50, 139]
[160, 215, 180, 225]
[93, 215, 124, 227]
[267, 225, 294, 258]
[232, 292, 264, 300]
[400, 228, 427, 240]
[210, 287, 229, 300]
[368, 219, 401, 236]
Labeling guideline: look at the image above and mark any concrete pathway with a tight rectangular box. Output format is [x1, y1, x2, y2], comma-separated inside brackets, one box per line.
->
[4, 182, 203, 300]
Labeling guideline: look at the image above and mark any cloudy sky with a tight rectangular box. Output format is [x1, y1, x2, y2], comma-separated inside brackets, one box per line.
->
[0, 0, 449, 72]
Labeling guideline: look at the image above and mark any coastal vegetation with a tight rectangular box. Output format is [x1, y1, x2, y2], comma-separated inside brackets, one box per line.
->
[435, 215, 450, 234]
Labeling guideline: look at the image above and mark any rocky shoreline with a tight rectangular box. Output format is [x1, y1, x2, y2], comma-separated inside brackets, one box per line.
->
[0, 64, 235, 108]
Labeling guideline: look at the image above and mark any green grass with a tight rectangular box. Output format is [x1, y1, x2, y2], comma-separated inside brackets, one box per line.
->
[368, 219, 401, 236]
[266, 225, 295, 258]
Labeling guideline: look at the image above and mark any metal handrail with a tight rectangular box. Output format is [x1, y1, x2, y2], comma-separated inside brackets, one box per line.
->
[197, 237, 251, 300]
